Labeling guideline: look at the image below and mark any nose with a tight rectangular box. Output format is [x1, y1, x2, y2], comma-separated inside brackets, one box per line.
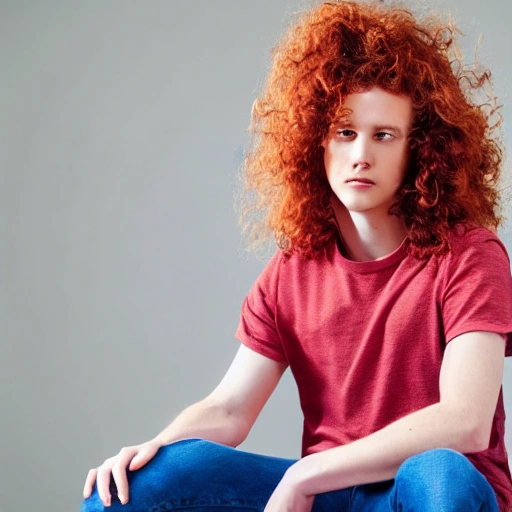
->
[352, 135, 373, 171]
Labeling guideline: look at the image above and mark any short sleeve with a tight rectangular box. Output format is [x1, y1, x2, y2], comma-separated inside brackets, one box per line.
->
[235, 251, 287, 363]
[441, 228, 512, 355]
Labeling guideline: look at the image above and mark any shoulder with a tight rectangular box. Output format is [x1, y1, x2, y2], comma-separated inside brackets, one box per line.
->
[251, 246, 334, 299]
[448, 226, 509, 258]
[437, 226, 512, 354]
[434, 225, 511, 305]
[440, 226, 511, 272]
[263, 246, 333, 273]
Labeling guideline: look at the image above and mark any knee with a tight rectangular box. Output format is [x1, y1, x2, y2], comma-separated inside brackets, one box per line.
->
[396, 448, 477, 491]
[394, 449, 497, 512]
[80, 439, 211, 512]
[397, 448, 468, 482]
[80, 493, 133, 512]
[79, 478, 145, 512]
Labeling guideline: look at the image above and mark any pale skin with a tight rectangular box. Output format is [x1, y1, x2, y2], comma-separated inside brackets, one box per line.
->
[83, 88, 507, 511]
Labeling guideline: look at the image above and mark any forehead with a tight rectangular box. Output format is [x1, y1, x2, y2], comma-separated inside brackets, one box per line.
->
[340, 87, 413, 128]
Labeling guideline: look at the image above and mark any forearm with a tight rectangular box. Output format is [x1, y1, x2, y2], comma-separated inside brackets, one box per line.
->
[286, 332, 505, 498]
[150, 346, 286, 450]
[152, 396, 248, 448]
[291, 402, 487, 496]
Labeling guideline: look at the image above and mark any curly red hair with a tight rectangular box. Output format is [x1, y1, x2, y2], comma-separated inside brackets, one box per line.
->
[238, 0, 505, 258]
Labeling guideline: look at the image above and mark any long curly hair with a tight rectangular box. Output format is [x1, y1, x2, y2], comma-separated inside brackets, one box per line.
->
[238, 0, 505, 259]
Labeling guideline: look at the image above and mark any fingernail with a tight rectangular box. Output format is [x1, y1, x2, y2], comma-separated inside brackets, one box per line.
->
[119, 494, 126, 505]
[105, 497, 111, 507]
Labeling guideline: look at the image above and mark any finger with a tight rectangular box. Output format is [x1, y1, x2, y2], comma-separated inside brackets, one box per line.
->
[129, 445, 158, 471]
[96, 459, 115, 507]
[112, 447, 143, 504]
[83, 468, 98, 498]
[111, 459, 131, 504]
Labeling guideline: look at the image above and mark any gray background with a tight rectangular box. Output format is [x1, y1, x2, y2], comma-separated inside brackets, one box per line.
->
[1, 1, 511, 511]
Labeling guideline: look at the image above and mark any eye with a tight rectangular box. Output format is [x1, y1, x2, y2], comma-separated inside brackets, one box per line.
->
[375, 132, 394, 141]
[336, 128, 356, 138]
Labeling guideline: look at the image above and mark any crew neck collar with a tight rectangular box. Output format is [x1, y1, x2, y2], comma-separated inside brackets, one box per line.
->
[334, 234, 408, 273]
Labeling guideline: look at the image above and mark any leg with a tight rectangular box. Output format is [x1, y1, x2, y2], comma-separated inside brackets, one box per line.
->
[81, 439, 292, 511]
[350, 449, 499, 512]
[390, 448, 499, 512]
[80, 439, 352, 512]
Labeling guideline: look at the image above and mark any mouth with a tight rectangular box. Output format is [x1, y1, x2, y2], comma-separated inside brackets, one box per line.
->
[346, 178, 375, 185]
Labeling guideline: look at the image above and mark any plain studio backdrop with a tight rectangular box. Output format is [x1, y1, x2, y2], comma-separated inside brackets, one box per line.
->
[1, 1, 511, 511]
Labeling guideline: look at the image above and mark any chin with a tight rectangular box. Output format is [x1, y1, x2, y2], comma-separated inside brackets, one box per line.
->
[339, 201, 373, 213]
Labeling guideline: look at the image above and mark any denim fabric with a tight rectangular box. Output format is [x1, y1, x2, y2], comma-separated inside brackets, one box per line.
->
[80, 439, 499, 512]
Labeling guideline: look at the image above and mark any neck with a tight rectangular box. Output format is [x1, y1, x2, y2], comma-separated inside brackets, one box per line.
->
[331, 197, 408, 262]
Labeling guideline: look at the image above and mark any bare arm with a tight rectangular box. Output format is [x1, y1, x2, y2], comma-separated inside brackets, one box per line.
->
[85, 344, 287, 506]
[152, 344, 288, 447]
[265, 331, 505, 510]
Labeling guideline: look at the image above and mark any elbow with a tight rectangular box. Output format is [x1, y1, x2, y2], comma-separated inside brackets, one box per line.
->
[199, 396, 252, 448]
[464, 424, 492, 453]
[439, 403, 493, 453]
[221, 406, 255, 448]
[457, 418, 492, 453]
[221, 416, 254, 448]
[230, 418, 252, 447]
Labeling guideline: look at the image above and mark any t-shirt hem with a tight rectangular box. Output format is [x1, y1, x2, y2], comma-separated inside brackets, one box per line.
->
[234, 331, 287, 363]
[446, 323, 512, 349]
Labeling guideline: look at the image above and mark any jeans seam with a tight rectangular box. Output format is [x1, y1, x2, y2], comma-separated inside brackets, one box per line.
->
[348, 484, 355, 512]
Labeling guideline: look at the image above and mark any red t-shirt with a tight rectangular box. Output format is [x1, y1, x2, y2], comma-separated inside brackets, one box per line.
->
[236, 226, 512, 511]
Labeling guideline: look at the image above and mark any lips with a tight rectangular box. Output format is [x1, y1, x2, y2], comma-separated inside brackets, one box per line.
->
[346, 178, 375, 184]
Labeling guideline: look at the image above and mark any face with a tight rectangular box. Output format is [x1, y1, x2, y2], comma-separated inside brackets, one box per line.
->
[323, 87, 413, 218]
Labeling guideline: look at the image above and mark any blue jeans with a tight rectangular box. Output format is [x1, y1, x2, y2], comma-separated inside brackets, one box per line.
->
[80, 439, 499, 512]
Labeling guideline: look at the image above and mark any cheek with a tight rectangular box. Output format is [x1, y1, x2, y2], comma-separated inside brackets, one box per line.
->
[323, 149, 334, 181]
[323, 143, 348, 173]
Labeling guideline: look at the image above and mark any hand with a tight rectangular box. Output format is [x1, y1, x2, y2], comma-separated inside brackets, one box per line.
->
[264, 467, 314, 512]
[83, 440, 162, 507]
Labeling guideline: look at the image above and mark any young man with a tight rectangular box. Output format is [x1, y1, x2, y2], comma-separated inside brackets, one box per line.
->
[81, 1, 512, 511]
